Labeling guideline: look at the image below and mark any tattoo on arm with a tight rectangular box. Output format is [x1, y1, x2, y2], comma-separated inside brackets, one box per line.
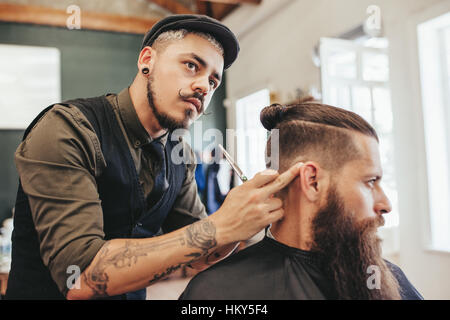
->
[205, 251, 223, 265]
[83, 220, 217, 297]
[185, 219, 217, 251]
[148, 220, 218, 285]
[84, 237, 185, 297]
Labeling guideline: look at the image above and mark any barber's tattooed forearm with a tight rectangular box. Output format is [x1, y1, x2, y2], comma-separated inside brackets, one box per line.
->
[83, 237, 185, 297]
[205, 251, 223, 265]
[149, 220, 218, 285]
[83, 220, 218, 297]
[185, 219, 217, 251]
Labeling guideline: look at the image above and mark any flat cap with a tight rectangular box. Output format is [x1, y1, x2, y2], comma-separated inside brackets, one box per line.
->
[141, 14, 239, 70]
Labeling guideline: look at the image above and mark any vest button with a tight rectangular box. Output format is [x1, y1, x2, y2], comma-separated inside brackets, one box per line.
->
[135, 140, 141, 147]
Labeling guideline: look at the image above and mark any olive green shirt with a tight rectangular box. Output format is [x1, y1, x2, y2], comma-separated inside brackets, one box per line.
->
[14, 88, 207, 296]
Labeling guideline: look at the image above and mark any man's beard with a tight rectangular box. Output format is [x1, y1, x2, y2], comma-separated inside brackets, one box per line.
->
[309, 186, 401, 300]
[146, 74, 196, 131]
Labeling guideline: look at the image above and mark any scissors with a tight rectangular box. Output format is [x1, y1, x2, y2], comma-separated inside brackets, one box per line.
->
[218, 144, 248, 182]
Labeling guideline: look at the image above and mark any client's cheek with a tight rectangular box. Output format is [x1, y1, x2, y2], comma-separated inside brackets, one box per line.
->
[351, 189, 376, 221]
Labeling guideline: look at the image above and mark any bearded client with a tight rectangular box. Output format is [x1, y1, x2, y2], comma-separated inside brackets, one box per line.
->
[180, 98, 423, 300]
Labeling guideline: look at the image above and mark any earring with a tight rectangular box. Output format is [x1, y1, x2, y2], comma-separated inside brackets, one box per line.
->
[142, 67, 149, 75]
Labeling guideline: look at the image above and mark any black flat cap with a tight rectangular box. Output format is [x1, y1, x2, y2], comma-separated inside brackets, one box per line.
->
[141, 14, 239, 70]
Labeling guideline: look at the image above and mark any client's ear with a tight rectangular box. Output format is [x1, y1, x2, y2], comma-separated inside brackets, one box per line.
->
[299, 162, 323, 202]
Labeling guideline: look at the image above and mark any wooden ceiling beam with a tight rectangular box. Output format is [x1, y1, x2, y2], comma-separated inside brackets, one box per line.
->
[0, 3, 157, 34]
[149, 0, 194, 14]
[209, 3, 239, 20]
[198, 0, 261, 5]
[196, 0, 209, 15]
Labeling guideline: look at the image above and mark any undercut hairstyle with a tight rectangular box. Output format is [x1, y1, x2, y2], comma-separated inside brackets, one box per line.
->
[152, 29, 224, 56]
[261, 97, 379, 173]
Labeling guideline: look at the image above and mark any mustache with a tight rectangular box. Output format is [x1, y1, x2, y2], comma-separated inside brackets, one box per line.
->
[359, 214, 385, 232]
[178, 89, 205, 113]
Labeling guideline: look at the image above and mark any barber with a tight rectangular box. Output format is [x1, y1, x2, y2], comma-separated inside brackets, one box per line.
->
[6, 14, 300, 300]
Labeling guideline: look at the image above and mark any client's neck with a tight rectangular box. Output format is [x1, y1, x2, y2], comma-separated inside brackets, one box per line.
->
[270, 194, 314, 251]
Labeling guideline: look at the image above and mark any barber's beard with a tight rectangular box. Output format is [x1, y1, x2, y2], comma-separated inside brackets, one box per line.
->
[310, 187, 401, 300]
[146, 74, 193, 131]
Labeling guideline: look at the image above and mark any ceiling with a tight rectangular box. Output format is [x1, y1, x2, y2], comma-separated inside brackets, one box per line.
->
[152, 0, 262, 21]
[0, 0, 262, 34]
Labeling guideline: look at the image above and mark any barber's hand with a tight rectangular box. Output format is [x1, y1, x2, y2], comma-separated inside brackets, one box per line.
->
[209, 162, 303, 246]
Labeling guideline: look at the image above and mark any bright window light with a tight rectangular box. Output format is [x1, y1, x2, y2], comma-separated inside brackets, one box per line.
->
[235, 89, 271, 182]
[418, 12, 450, 252]
[0, 44, 60, 129]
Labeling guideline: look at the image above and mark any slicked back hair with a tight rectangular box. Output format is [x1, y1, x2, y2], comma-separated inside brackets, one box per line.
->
[260, 97, 379, 173]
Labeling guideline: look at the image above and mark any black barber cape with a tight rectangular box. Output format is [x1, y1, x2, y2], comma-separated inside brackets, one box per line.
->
[179, 236, 423, 300]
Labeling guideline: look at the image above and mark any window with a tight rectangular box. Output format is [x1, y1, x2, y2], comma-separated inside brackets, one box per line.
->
[320, 37, 400, 230]
[235, 89, 271, 183]
[417, 12, 450, 252]
[0, 44, 60, 129]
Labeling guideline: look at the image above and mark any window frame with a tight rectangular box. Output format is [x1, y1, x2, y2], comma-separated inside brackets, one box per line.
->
[416, 12, 450, 253]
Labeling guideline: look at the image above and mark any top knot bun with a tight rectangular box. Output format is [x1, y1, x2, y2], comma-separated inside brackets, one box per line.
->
[260, 103, 285, 131]
[259, 96, 316, 130]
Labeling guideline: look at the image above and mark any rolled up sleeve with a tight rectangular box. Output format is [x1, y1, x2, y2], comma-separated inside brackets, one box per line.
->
[15, 105, 107, 296]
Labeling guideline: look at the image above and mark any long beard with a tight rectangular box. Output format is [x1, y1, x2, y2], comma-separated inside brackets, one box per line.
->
[310, 187, 401, 300]
[146, 73, 193, 131]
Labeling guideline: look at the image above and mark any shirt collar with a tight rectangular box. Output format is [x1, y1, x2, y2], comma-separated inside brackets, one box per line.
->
[266, 224, 276, 240]
[116, 87, 168, 149]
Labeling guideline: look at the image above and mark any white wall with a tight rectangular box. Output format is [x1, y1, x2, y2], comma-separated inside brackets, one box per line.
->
[223, 0, 450, 299]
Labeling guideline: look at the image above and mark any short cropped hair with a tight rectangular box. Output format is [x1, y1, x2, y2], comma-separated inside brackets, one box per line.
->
[261, 97, 379, 173]
[152, 29, 224, 56]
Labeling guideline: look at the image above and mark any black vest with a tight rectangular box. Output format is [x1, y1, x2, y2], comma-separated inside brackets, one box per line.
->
[6, 96, 186, 299]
